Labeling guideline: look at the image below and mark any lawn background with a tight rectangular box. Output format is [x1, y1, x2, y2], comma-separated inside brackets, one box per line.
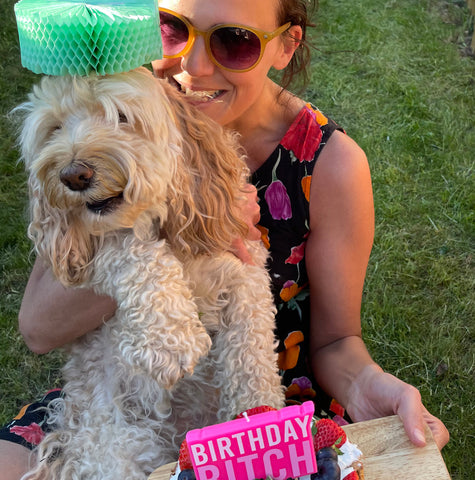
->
[0, 0, 473, 478]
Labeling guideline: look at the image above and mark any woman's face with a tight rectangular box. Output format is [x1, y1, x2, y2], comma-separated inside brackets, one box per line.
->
[153, 0, 292, 128]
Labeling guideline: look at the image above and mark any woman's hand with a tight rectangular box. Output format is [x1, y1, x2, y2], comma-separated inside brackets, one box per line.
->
[345, 364, 450, 450]
[231, 183, 262, 264]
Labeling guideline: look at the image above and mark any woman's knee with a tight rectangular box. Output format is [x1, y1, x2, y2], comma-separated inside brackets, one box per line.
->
[0, 440, 35, 479]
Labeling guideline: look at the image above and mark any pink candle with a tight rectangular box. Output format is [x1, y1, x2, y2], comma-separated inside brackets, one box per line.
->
[186, 401, 317, 480]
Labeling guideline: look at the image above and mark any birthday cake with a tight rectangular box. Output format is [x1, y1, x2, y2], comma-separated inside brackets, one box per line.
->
[168, 404, 363, 480]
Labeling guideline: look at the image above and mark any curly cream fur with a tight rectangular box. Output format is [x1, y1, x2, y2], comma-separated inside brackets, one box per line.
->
[16, 67, 284, 480]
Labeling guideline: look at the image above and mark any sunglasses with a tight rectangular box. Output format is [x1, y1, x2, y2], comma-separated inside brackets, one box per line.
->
[158, 8, 291, 73]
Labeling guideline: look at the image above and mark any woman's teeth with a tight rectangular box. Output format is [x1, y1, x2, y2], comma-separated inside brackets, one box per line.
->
[181, 86, 222, 102]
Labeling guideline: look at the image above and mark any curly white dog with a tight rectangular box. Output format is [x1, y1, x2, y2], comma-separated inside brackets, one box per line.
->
[16, 67, 284, 480]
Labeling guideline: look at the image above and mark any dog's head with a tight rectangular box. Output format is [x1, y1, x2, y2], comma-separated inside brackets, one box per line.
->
[16, 67, 249, 285]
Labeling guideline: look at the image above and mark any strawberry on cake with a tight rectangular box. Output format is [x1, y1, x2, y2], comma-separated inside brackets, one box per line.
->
[312, 418, 364, 480]
[169, 406, 363, 480]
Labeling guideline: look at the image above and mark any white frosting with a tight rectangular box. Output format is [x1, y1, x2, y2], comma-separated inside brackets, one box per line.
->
[169, 463, 181, 480]
[170, 439, 362, 480]
[338, 439, 363, 480]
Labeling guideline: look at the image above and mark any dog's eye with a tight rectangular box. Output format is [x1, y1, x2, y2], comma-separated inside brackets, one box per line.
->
[118, 112, 128, 124]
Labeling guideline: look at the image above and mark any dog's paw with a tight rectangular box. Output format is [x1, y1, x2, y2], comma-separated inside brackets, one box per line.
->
[151, 329, 212, 389]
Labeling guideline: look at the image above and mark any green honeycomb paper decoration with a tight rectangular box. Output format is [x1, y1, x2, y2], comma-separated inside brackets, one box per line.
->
[14, 0, 162, 76]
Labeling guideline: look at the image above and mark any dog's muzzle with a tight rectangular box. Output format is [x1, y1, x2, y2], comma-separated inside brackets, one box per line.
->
[59, 162, 123, 214]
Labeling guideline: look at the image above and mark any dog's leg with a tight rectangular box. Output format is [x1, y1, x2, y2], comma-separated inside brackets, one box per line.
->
[91, 236, 211, 390]
[189, 250, 285, 421]
[214, 272, 285, 419]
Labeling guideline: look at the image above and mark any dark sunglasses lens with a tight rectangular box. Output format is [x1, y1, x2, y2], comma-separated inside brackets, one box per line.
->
[159, 11, 189, 56]
[210, 27, 261, 70]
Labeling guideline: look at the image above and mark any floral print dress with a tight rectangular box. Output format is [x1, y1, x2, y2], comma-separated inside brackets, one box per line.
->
[252, 103, 346, 419]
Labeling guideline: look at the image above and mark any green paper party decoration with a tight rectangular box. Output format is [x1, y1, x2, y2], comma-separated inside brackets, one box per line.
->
[15, 0, 162, 76]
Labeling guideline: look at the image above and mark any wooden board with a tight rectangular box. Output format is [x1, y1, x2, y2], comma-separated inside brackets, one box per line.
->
[341, 416, 450, 480]
[148, 415, 450, 480]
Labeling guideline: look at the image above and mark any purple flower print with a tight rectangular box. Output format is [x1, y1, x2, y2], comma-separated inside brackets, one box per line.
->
[291, 376, 313, 390]
[265, 150, 292, 220]
[265, 181, 292, 220]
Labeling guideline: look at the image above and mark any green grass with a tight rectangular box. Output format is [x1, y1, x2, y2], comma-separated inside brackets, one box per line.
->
[1, 0, 474, 478]
[306, 1, 474, 478]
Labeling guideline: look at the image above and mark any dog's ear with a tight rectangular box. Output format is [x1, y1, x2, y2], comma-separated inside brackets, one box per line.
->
[13, 79, 96, 286]
[161, 84, 250, 255]
[11, 77, 68, 169]
[28, 177, 98, 286]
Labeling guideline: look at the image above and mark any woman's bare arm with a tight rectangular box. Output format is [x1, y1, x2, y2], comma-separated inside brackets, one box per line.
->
[306, 131, 448, 449]
[19, 258, 116, 354]
[306, 130, 376, 400]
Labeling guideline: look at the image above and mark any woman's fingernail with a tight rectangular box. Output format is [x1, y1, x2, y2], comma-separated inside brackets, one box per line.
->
[414, 428, 426, 444]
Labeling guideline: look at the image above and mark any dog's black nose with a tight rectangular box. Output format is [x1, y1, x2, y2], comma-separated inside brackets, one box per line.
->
[60, 163, 94, 191]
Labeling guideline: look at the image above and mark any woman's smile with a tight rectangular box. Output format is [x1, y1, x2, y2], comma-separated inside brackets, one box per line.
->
[178, 84, 225, 103]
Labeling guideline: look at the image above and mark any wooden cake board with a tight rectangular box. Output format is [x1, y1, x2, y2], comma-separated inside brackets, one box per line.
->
[148, 415, 451, 480]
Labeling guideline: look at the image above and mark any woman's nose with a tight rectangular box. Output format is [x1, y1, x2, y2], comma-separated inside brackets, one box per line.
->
[180, 35, 215, 76]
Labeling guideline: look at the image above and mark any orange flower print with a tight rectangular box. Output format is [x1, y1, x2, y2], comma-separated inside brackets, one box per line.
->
[278, 331, 304, 370]
[256, 224, 270, 249]
[308, 104, 328, 127]
[301, 175, 311, 202]
[13, 403, 31, 421]
[280, 280, 303, 302]
[285, 376, 317, 404]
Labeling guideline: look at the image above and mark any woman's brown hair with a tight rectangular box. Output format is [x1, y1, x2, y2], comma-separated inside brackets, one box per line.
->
[277, 0, 318, 91]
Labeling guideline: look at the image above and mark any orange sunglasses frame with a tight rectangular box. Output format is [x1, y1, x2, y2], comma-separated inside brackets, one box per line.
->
[159, 7, 291, 72]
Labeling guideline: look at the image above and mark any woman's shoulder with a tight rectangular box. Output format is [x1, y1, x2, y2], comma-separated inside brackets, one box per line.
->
[307, 129, 373, 227]
[317, 129, 369, 178]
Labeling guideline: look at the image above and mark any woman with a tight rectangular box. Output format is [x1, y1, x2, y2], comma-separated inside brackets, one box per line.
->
[1, 0, 448, 477]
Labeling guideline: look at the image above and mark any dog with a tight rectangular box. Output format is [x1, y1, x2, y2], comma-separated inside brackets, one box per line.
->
[16, 67, 284, 479]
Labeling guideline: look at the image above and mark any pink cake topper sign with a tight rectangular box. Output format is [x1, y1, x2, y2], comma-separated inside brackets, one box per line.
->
[186, 401, 317, 480]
